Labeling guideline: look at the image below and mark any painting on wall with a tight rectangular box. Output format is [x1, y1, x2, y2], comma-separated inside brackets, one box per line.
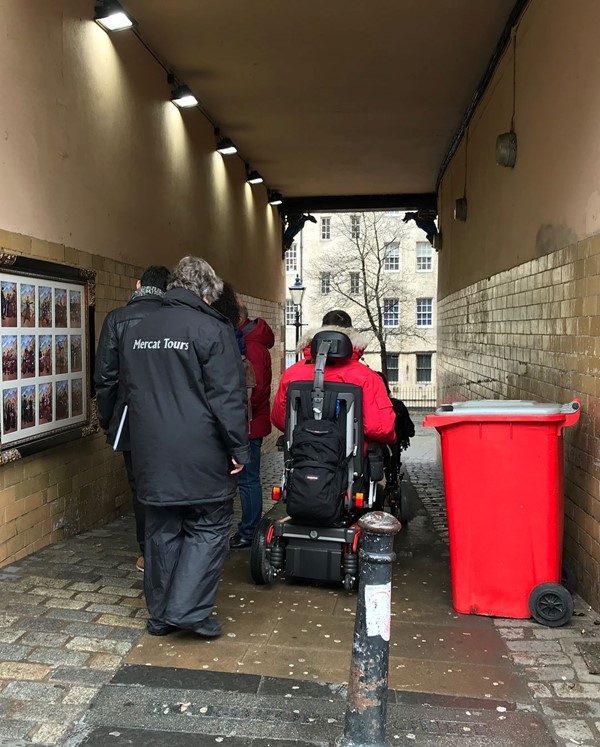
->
[2, 336, 17, 382]
[0, 255, 96, 457]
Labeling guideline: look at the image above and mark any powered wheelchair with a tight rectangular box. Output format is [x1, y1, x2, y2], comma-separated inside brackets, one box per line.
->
[250, 329, 405, 591]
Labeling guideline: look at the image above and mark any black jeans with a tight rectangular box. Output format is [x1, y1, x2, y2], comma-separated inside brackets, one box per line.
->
[123, 451, 145, 553]
[143, 499, 233, 630]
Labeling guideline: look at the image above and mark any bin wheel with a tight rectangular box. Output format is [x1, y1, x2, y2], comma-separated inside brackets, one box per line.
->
[250, 517, 274, 585]
[528, 583, 573, 627]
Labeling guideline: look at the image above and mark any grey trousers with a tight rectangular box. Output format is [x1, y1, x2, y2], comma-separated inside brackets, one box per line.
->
[144, 499, 233, 630]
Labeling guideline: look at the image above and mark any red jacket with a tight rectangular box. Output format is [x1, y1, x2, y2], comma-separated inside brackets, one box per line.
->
[241, 317, 275, 439]
[271, 331, 396, 444]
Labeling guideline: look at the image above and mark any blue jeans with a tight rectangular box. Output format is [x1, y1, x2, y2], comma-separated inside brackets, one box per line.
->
[236, 438, 263, 541]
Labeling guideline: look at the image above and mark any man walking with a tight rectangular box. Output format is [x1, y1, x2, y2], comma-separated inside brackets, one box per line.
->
[229, 304, 274, 549]
[121, 256, 249, 638]
[94, 265, 171, 572]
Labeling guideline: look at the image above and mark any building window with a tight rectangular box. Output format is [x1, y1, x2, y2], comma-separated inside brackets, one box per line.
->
[284, 243, 297, 273]
[383, 298, 399, 328]
[386, 354, 399, 383]
[350, 272, 360, 295]
[285, 352, 297, 369]
[416, 241, 432, 271]
[416, 298, 433, 327]
[321, 217, 331, 240]
[351, 215, 360, 239]
[383, 243, 400, 272]
[285, 299, 296, 326]
[416, 353, 432, 383]
[320, 272, 331, 294]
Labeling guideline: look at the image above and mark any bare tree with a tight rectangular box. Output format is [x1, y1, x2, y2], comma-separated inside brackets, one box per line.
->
[306, 212, 426, 378]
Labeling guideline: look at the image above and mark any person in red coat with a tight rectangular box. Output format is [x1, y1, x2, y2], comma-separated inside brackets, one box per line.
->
[229, 305, 275, 549]
[271, 311, 396, 447]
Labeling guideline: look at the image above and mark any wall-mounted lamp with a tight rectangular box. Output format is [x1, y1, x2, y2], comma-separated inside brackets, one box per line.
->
[454, 197, 468, 222]
[216, 137, 237, 155]
[94, 1, 136, 32]
[170, 85, 198, 109]
[496, 130, 517, 168]
[268, 190, 283, 206]
[246, 170, 264, 185]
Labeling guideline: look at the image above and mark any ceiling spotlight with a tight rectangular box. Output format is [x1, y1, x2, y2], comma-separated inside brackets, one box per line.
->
[170, 85, 198, 109]
[94, 1, 136, 32]
[216, 137, 237, 155]
[268, 190, 283, 206]
[246, 170, 264, 185]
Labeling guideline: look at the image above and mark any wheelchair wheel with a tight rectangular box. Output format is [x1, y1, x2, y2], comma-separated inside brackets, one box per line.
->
[250, 517, 275, 585]
[397, 490, 413, 524]
[528, 583, 573, 627]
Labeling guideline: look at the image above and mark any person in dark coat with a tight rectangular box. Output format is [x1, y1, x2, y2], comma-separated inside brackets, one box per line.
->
[229, 304, 274, 548]
[121, 256, 250, 638]
[94, 265, 171, 573]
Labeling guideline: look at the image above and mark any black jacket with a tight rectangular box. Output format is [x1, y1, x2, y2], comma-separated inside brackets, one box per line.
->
[121, 287, 250, 506]
[94, 289, 164, 449]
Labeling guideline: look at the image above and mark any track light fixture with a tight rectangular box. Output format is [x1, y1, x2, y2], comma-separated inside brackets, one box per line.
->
[170, 85, 198, 109]
[216, 137, 237, 155]
[268, 190, 283, 206]
[94, 0, 136, 32]
[246, 169, 264, 185]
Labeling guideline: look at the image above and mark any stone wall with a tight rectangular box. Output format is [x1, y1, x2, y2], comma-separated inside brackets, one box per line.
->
[437, 235, 600, 609]
[0, 229, 283, 568]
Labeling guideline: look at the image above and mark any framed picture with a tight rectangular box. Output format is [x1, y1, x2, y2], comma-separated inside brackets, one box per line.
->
[0, 252, 97, 461]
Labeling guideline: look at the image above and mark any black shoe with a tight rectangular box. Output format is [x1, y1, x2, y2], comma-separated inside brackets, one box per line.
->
[147, 622, 177, 636]
[192, 617, 222, 638]
[229, 533, 252, 549]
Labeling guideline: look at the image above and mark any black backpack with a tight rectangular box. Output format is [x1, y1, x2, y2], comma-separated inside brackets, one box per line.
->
[285, 337, 350, 527]
[286, 409, 347, 526]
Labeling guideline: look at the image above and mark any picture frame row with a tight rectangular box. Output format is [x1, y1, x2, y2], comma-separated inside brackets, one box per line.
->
[2, 380, 84, 435]
[1, 280, 82, 329]
[2, 333, 83, 381]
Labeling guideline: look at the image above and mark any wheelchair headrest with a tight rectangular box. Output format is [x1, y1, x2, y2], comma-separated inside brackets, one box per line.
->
[310, 330, 353, 361]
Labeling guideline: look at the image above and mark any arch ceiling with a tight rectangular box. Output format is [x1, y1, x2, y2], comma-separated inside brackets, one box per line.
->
[123, 0, 518, 205]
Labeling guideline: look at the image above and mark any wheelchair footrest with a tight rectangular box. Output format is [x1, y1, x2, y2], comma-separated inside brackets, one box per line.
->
[272, 519, 360, 583]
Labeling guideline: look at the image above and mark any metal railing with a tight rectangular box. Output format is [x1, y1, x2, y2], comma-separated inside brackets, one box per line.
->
[390, 384, 437, 411]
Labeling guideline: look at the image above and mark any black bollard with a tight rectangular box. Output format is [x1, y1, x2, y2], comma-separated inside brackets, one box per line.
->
[336, 511, 401, 747]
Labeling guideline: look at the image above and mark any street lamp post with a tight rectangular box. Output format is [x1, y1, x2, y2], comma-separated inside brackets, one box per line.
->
[289, 274, 306, 361]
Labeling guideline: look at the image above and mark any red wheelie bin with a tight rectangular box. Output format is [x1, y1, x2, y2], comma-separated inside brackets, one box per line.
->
[423, 399, 580, 627]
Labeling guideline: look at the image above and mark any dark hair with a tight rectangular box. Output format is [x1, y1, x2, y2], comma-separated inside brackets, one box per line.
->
[212, 281, 241, 328]
[140, 265, 170, 291]
[322, 309, 352, 328]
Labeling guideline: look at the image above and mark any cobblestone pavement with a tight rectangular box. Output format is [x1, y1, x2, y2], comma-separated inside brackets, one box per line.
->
[0, 435, 598, 745]
[406, 424, 600, 747]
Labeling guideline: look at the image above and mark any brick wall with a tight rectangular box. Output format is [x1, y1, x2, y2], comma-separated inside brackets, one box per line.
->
[437, 234, 600, 610]
[0, 229, 284, 568]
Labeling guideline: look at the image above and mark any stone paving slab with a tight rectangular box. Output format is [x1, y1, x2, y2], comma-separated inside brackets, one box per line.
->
[73, 667, 554, 747]
[0, 435, 597, 745]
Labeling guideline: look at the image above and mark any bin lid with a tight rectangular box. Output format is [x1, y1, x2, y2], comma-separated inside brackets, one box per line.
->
[434, 400, 564, 416]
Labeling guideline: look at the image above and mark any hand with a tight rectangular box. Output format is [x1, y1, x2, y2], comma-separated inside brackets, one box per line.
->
[230, 458, 244, 475]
